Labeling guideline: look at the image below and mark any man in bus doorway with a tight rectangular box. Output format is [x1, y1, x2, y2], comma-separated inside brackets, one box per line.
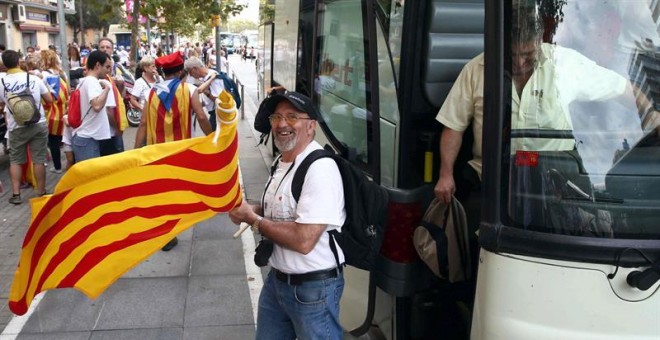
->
[434, 5, 634, 229]
[229, 92, 346, 340]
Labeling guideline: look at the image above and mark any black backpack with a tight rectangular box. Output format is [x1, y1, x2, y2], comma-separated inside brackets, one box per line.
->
[290, 149, 389, 271]
[215, 72, 241, 109]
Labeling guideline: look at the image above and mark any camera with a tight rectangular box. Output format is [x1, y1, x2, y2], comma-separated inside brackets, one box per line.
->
[254, 239, 274, 267]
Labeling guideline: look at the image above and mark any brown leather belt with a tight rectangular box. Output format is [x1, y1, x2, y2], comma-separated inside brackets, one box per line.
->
[272, 267, 342, 285]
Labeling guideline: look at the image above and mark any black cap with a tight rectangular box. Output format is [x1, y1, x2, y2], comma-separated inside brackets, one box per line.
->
[254, 91, 319, 134]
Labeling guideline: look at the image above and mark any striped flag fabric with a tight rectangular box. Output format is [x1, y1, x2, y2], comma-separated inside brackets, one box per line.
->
[8, 91, 241, 316]
[45, 75, 70, 136]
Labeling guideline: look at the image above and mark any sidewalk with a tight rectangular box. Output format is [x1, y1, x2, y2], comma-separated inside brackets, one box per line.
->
[0, 59, 274, 338]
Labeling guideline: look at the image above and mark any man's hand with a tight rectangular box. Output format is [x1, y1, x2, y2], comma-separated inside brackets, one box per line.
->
[99, 79, 111, 89]
[434, 173, 455, 204]
[229, 201, 258, 225]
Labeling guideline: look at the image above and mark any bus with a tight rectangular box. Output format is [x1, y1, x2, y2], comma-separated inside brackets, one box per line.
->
[219, 31, 241, 54]
[259, 0, 660, 339]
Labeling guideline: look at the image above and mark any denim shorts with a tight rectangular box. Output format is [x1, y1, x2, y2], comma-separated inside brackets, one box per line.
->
[8, 123, 48, 165]
[256, 269, 344, 340]
[72, 135, 101, 162]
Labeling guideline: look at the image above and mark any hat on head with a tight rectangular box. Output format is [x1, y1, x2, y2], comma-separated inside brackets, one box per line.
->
[254, 91, 320, 134]
[156, 52, 184, 74]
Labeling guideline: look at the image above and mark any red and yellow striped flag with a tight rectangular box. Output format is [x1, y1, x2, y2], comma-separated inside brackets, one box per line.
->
[8, 92, 241, 315]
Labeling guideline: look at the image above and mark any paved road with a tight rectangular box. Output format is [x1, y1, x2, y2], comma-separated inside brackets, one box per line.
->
[0, 55, 273, 339]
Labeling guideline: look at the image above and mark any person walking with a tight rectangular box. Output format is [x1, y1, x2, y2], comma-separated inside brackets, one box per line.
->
[0, 50, 54, 204]
[40, 49, 70, 174]
[71, 50, 113, 163]
[229, 92, 346, 340]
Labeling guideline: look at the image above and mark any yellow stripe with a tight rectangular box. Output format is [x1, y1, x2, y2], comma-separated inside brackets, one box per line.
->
[22, 180, 241, 301]
[23, 150, 239, 256]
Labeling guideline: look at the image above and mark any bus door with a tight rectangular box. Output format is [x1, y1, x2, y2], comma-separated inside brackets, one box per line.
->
[475, 1, 660, 339]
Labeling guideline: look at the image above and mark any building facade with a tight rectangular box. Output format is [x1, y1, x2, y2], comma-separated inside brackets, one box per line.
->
[0, 0, 75, 53]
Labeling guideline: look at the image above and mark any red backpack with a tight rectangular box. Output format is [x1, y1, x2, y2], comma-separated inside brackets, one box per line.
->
[67, 82, 91, 129]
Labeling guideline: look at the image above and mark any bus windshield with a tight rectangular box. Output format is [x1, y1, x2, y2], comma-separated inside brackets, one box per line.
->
[506, 0, 660, 240]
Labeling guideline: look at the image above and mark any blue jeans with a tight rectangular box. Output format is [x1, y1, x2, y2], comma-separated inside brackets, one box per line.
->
[256, 270, 344, 340]
[72, 135, 101, 162]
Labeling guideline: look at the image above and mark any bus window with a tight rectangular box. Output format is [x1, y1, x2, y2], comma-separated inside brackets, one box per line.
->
[506, 1, 660, 239]
[315, 0, 370, 164]
[387, 0, 404, 82]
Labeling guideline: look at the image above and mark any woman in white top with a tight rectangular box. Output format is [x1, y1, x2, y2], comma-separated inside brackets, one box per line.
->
[129, 56, 161, 114]
[68, 45, 81, 69]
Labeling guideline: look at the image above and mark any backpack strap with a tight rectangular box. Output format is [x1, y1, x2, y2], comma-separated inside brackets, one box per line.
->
[291, 149, 342, 268]
[291, 149, 333, 202]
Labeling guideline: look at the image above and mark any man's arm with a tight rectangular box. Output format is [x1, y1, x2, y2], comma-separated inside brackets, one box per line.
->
[228, 202, 327, 255]
[40, 91, 54, 105]
[191, 89, 212, 135]
[129, 94, 142, 112]
[434, 127, 464, 204]
[196, 71, 218, 95]
[134, 106, 148, 148]
[90, 80, 111, 112]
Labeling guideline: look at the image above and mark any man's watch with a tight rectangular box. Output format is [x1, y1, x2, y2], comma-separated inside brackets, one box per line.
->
[252, 216, 264, 234]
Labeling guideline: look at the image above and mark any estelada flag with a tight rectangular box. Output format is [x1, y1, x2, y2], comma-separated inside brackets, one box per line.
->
[44, 74, 70, 136]
[8, 91, 242, 316]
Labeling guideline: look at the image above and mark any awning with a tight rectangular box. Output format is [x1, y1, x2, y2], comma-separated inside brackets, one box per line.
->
[17, 23, 62, 33]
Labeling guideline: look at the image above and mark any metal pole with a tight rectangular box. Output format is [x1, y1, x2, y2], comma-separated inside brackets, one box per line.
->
[79, 1, 85, 46]
[57, 0, 69, 77]
[215, 0, 221, 72]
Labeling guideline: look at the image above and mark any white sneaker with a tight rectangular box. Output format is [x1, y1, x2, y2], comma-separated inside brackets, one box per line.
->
[49, 168, 62, 174]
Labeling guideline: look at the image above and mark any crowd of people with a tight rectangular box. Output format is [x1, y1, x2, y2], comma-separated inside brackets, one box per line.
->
[0, 38, 232, 212]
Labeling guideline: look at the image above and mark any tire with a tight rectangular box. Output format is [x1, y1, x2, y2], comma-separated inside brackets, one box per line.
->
[126, 107, 141, 127]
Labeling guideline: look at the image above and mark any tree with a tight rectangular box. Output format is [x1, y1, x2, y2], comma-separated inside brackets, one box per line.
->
[65, 0, 124, 43]
[260, 0, 275, 24]
[140, 0, 246, 37]
[228, 19, 258, 33]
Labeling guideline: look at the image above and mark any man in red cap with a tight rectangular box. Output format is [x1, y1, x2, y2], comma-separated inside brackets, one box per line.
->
[134, 52, 212, 250]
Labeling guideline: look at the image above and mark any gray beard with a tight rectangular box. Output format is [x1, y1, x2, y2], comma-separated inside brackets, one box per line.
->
[274, 133, 297, 152]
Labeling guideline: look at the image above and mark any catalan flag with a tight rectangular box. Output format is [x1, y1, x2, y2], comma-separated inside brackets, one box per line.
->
[44, 74, 70, 136]
[107, 74, 128, 132]
[8, 91, 241, 316]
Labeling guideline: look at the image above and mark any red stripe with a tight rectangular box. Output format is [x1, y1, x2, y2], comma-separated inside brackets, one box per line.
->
[25, 133, 236, 246]
[151, 135, 238, 172]
[155, 97, 167, 144]
[171, 94, 182, 141]
[57, 219, 179, 287]
[20, 169, 240, 302]
[19, 188, 242, 309]
[24, 189, 72, 246]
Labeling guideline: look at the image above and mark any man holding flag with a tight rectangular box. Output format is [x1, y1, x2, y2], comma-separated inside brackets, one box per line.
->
[135, 52, 212, 250]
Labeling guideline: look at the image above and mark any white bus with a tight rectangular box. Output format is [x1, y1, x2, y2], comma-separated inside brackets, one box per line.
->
[259, 1, 660, 339]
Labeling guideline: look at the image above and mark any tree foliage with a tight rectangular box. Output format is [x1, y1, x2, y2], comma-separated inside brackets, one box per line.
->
[65, 0, 124, 41]
[228, 19, 258, 33]
[140, 0, 246, 36]
[260, 0, 275, 24]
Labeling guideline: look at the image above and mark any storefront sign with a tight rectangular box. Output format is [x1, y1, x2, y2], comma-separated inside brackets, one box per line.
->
[27, 12, 49, 22]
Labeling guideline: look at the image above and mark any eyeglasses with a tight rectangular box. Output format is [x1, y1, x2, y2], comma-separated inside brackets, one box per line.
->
[269, 113, 312, 124]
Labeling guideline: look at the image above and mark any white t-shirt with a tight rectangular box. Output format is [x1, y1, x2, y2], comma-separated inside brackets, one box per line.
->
[131, 77, 159, 106]
[74, 76, 111, 140]
[219, 56, 228, 73]
[264, 141, 346, 274]
[0, 70, 49, 131]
